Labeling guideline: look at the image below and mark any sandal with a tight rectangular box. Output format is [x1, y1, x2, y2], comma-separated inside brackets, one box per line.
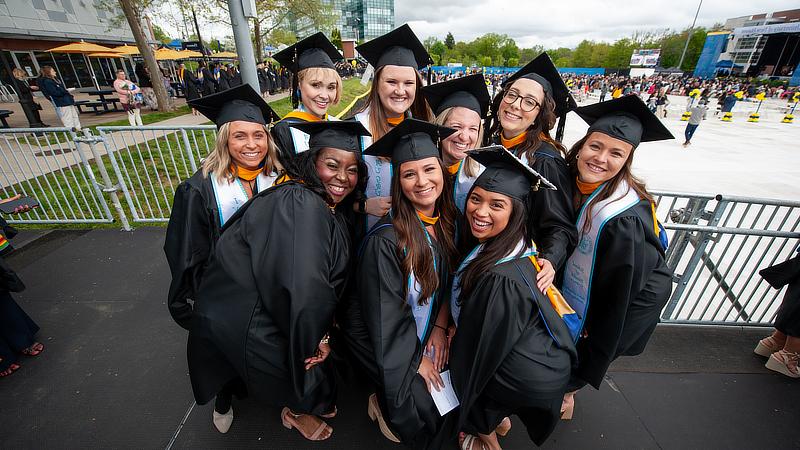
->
[459, 432, 488, 450]
[22, 342, 44, 357]
[280, 407, 332, 441]
[495, 417, 511, 436]
[1, 363, 21, 377]
[367, 393, 400, 443]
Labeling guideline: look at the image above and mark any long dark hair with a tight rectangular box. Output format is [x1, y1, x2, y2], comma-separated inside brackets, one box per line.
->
[390, 158, 459, 304]
[358, 66, 432, 142]
[485, 81, 565, 162]
[459, 191, 531, 300]
[565, 134, 653, 233]
[283, 148, 367, 208]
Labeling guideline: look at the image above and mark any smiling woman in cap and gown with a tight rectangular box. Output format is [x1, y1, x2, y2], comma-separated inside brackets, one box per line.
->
[270, 32, 345, 164]
[487, 53, 579, 295]
[444, 146, 577, 449]
[421, 74, 491, 213]
[560, 95, 674, 418]
[163, 84, 281, 433]
[336, 119, 459, 447]
[187, 118, 370, 441]
[350, 24, 434, 233]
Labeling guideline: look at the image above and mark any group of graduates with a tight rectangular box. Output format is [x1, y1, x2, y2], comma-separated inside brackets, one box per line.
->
[178, 60, 289, 104]
[165, 24, 675, 449]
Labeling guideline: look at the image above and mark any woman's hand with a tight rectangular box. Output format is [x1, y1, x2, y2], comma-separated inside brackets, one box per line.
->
[536, 258, 555, 293]
[417, 356, 444, 392]
[425, 326, 449, 372]
[364, 196, 391, 217]
[304, 339, 331, 371]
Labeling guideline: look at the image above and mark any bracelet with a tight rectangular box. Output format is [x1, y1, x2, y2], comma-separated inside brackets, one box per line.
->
[434, 324, 447, 333]
[320, 334, 330, 345]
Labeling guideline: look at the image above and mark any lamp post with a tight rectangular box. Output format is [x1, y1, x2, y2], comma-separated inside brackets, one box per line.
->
[678, 0, 703, 71]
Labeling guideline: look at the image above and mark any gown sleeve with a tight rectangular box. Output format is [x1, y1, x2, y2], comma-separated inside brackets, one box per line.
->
[575, 214, 657, 388]
[530, 156, 577, 271]
[358, 232, 430, 441]
[244, 186, 339, 401]
[164, 180, 213, 330]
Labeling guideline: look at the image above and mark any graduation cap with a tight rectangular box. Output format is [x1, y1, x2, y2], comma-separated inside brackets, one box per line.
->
[363, 118, 456, 165]
[288, 120, 371, 154]
[272, 32, 343, 72]
[356, 24, 433, 70]
[502, 52, 576, 117]
[421, 73, 491, 117]
[188, 84, 279, 128]
[575, 95, 674, 149]
[467, 145, 556, 200]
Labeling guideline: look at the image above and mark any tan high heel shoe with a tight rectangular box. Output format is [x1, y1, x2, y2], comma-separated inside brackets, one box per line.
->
[367, 394, 400, 443]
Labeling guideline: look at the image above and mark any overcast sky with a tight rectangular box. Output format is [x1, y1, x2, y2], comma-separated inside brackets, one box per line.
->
[397, 0, 800, 48]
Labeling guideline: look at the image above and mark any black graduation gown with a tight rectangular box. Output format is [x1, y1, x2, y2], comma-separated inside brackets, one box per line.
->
[217, 70, 231, 91]
[495, 137, 578, 271]
[181, 70, 201, 102]
[200, 68, 216, 96]
[257, 68, 269, 94]
[271, 116, 312, 166]
[336, 216, 445, 446]
[447, 256, 576, 446]
[189, 182, 350, 414]
[571, 199, 673, 389]
[163, 171, 220, 331]
[760, 252, 800, 336]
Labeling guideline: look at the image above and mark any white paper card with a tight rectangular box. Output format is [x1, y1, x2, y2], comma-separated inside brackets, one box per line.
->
[429, 370, 459, 416]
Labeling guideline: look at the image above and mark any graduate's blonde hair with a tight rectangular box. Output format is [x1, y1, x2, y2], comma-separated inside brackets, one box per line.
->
[434, 106, 484, 178]
[298, 67, 343, 106]
[201, 122, 282, 182]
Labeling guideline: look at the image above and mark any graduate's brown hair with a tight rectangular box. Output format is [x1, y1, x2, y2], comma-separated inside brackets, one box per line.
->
[390, 158, 458, 304]
[565, 133, 654, 233]
[458, 192, 531, 301]
[359, 66, 432, 142]
[485, 81, 565, 161]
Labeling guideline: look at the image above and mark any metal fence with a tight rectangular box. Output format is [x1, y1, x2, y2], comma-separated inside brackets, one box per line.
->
[1, 125, 799, 327]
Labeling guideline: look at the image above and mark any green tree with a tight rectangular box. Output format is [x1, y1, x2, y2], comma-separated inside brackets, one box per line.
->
[604, 38, 636, 68]
[151, 23, 172, 44]
[590, 42, 611, 67]
[548, 47, 573, 63]
[571, 40, 595, 67]
[424, 36, 446, 65]
[331, 28, 342, 50]
[445, 32, 455, 50]
[519, 46, 544, 65]
[499, 37, 520, 66]
[506, 57, 519, 67]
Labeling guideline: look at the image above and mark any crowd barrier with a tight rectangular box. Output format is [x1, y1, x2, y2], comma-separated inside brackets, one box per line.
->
[1, 126, 798, 326]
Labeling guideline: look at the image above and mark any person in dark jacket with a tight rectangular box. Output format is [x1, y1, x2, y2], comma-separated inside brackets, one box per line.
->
[256, 61, 269, 97]
[197, 61, 216, 96]
[178, 62, 200, 115]
[0, 195, 44, 378]
[37, 66, 80, 130]
[11, 68, 47, 127]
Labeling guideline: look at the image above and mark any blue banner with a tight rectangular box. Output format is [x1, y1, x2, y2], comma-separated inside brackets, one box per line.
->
[693, 32, 731, 79]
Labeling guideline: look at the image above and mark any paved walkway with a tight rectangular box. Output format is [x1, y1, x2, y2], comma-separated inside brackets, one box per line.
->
[1, 228, 798, 449]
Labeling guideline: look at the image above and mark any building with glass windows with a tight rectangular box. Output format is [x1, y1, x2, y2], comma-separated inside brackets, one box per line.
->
[0, 0, 152, 89]
[287, 0, 394, 43]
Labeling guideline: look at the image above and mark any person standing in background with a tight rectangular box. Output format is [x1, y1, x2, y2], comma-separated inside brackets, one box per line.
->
[113, 69, 143, 127]
[37, 66, 81, 131]
[683, 99, 708, 147]
[11, 68, 47, 128]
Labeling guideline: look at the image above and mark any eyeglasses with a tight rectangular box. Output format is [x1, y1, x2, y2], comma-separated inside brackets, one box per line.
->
[502, 90, 541, 112]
